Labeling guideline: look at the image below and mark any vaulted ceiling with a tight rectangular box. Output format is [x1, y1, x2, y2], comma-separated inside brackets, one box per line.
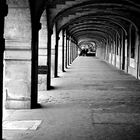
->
[30, 0, 140, 46]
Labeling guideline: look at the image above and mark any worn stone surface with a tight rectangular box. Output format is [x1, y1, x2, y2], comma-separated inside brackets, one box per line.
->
[4, 61, 31, 109]
[3, 120, 42, 130]
[38, 75, 47, 91]
[3, 57, 140, 140]
[4, 1, 32, 109]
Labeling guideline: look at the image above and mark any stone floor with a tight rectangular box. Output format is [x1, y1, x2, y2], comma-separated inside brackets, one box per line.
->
[3, 56, 140, 140]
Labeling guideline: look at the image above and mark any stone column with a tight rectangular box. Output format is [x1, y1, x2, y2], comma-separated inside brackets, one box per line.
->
[65, 33, 68, 69]
[58, 30, 63, 74]
[135, 30, 140, 79]
[128, 24, 132, 67]
[67, 38, 70, 66]
[51, 25, 56, 78]
[69, 38, 72, 64]
[62, 30, 65, 72]
[46, 10, 53, 90]
[121, 30, 126, 70]
[54, 27, 59, 78]
[46, 28, 52, 90]
[71, 42, 74, 62]
[38, 11, 47, 91]
[4, 1, 32, 109]
[31, 21, 41, 108]
[138, 30, 140, 79]
[1, 0, 8, 138]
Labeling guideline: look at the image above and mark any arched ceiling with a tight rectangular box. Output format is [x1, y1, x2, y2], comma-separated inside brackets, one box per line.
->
[31, 0, 140, 45]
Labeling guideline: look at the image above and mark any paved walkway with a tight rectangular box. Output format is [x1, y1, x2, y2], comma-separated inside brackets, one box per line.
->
[3, 56, 140, 140]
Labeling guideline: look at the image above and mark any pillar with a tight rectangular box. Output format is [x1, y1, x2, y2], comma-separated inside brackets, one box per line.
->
[121, 30, 126, 70]
[72, 42, 74, 62]
[119, 35, 122, 69]
[110, 40, 113, 65]
[69, 39, 72, 64]
[138, 30, 140, 79]
[38, 11, 47, 91]
[1, 0, 8, 138]
[67, 38, 70, 66]
[58, 30, 63, 74]
[125, 36, 128, 72]
[128, 24, 133, 68]
[135, 30, 140, 79]
[46, 10, 52, 90]
[62, 30, 65, 72]
[31, 21, 41, 108]
[4, 1, 33, 109]
[128, 24, 138, 77]
[51, 25, 56, 78]
[54, 27, 59, 78]
[65, 33, 68, 69]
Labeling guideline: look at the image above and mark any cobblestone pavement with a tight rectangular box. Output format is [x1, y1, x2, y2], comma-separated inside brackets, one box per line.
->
[3, 56, 140, 140]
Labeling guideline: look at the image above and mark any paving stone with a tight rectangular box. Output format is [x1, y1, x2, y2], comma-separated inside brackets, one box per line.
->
[3, 120, 42, 130]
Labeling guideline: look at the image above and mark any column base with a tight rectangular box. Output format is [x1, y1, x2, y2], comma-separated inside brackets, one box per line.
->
[5, 99, 31, 109]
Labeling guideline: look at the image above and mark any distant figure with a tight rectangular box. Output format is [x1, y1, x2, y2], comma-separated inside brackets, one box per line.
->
[85, 48, 88, 56]
[80, 49, 85, 56]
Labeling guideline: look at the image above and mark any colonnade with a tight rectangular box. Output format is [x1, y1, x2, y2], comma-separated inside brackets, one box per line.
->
[96, 24, 140, 79]
[3, 6, 79, 109]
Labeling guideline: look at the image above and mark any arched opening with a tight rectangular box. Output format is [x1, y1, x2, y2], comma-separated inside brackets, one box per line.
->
[79, 41, 96, 56]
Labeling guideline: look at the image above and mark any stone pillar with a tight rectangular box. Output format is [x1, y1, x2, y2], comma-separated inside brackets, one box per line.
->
[62, 30, 65, 72]
[71, 42, 74, 62]
[105, 41, 109, 61]
[58, 30, 63, 74]
[127, 24, 138, 77]
[51, 25, 56, 78]
[108, 39, 112, 64]
[74, 43, 76, 60]
[4, 1, 32, 109]
[128, 24, 132, 67]
[54, 27, 59, 78]
[74, 44, 76, 59]
[46, 10, 52, 90]
[121, 30, 126, 70]
[135, 30, 140, 79]
[76, 45, 78, 58]
[113, 38, 116, 67]
[38, 11, 47, 91]
[119, 36, 122, 69]
[69, 38, 72, 64]
[67, 38, 70, 66]
[73, 43, 75, 61]
[47, 28, 52, 90]
[69, 38, 73, 65]
[1, 0, 8, 138]
[31, 21, 41, 108]
[138, 30, 140, 79]
[65, 33, 68, 69]
[125, 36, 128, 72]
